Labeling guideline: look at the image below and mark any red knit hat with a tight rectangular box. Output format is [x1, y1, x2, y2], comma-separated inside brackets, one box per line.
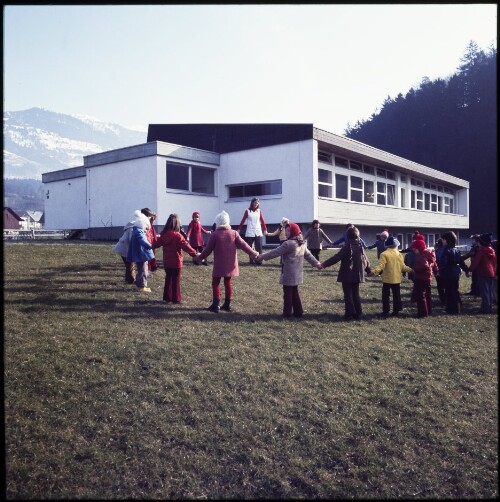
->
[287, 223, 301, 239]
[414, 231, 425, 241]
[411, 239, 426, 252]
[192, 211, 200, 219]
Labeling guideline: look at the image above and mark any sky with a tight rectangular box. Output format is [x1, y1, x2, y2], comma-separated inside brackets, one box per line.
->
[3, 4, 497, 134]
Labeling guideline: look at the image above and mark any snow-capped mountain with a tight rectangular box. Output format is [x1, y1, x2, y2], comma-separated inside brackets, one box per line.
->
[3, 107, 147, 179]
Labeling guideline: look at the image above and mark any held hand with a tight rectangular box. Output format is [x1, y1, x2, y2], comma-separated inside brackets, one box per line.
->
[316, 263, 323, 270]
[254, 253, 263, 262]
[193, 253, 201, 264]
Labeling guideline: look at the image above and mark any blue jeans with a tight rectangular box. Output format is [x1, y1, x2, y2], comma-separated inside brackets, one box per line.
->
[477, 276, 494, 313]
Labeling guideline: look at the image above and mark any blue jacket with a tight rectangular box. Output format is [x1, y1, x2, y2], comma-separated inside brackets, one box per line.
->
[437, 245, 469, 281]
[368, 239, 387, 258]
[127, 226, 154, 263]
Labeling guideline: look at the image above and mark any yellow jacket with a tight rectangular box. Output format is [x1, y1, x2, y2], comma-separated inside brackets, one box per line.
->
[372, 248, 413, 284]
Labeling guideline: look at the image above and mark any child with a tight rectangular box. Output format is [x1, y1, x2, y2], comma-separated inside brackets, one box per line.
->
[368, 236, 413, 317]
[469, 232, 497, 314]
[266, 217, 290, 245]
[462, 234, 481, 296]
[195, 211, 259, 312]
[255, 223, 321, 318]
[153, 213, 198, 304]
[492, 239, 498, 305]
[141, 208, 159, 272]
[410, 238, 439, 318]
[238, 197, 268, 264]
[113, 215, 138, 284]
[437, 231, 470, 314]
[367, 229, 390, 258]
[303, 219, 333, 261]
[320, 225, 371, 320]
[186, 211, 211, 266]
[266, 217, 290, 265]
[126, 210, 155, 293]
[332, 223, 368, 248]
[434, 238, 446, 304]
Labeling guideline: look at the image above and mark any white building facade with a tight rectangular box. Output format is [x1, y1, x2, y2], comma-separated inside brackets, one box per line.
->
[42, 124, 469, 248]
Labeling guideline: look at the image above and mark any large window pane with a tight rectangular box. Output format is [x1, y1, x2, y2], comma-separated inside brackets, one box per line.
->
[167, 163, 189, 190]
[192, 167, 215, 194]
[318, 169, 332, 183]
[351, 176, 363, 189]
[335, 174, 348, 199]
[318, 185, 332, 198]
[387, 184, 395, 205]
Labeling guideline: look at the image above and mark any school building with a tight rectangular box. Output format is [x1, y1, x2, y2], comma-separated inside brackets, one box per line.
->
[41, 123, 469, 248]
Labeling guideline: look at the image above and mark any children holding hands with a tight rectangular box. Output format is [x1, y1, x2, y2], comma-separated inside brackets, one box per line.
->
[410, 237, 439, 317]
[194, 211, 259, 312]
[367, 236, 413, 317]
[255, 223, 322, 318]
[186, 211, 211, 265]
[153, 213, 199, 303]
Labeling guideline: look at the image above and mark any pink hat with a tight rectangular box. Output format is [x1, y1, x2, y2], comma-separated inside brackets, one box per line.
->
[287, 223, 301, 239]
[192, 211, 200, 218]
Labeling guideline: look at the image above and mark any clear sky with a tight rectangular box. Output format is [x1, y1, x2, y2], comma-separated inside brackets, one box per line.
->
[3, 4, 497, 134]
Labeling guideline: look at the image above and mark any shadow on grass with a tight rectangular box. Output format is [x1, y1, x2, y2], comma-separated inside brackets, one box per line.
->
[4, 261, 490, 324]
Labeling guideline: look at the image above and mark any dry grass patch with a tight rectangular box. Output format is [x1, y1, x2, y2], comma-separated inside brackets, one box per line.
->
[4, 242, 498, 499]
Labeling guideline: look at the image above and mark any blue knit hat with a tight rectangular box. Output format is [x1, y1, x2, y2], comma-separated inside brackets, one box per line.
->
[384, 236, 400, 248]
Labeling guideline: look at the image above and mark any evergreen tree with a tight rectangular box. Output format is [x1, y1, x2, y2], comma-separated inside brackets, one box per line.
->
[344, 42, 497, 235]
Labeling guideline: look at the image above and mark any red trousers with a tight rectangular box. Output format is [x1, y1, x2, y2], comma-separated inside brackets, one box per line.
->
[413, 279, 432, 317]
[164, 268, 182, 302]
[212, 277, 232, 301]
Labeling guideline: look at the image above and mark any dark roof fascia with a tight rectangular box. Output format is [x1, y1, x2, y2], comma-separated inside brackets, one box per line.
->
[147, 123, 314, 153]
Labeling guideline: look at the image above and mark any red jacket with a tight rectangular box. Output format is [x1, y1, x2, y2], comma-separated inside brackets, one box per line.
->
[152, 230, 197, 269]
[186, 220, 211, 247]
[469, 245, 497, 278]
[414, 249, 439, 282]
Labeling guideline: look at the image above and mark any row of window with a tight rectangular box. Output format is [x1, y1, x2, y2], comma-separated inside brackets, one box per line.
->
[166, 161, 456, 214]
[166, 162, 282, 199]
[318, 151, 456, 196]
[319, 152, 396, 179]
[319, 170, 396, 205]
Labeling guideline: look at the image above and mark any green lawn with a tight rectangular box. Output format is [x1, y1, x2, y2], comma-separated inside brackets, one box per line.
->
[3, 242, 498, 499]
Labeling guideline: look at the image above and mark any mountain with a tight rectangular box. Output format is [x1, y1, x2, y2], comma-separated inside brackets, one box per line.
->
[3, 107, 147, 179]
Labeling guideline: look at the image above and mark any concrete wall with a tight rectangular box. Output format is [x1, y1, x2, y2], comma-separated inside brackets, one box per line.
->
[44, 175, 88, 230]
[220, 139, 315, 228]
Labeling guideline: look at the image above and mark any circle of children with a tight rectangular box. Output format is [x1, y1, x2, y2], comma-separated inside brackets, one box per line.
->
[113, 198, 497, 319]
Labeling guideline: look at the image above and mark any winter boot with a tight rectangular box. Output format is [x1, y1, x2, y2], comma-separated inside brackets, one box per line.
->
[206, 299, 220, 313]
[220, 299, 232, 312]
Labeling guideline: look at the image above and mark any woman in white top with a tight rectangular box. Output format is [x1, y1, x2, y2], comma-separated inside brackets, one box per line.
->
[237, 197, 268, 264]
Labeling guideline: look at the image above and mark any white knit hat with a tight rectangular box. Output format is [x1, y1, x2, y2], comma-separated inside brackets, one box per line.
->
[133, 210, 151, 230]
[215, 210, 230, 227]
[281, 217, 289, 226]
[380, 230, 389, 239]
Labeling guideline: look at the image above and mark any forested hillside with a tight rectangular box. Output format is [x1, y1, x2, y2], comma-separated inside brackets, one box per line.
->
[345, 41, 497, 235]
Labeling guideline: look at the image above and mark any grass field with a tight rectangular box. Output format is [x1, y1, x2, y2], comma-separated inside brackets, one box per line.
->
[3, 241, 498, 499]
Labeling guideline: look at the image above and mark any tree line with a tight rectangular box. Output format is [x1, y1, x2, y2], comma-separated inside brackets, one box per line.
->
[344, 41, 497, 236]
